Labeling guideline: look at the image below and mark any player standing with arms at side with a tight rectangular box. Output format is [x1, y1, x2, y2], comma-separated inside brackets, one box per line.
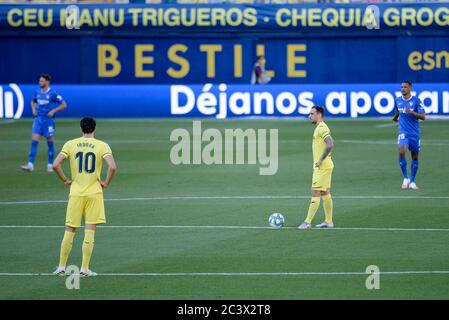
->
[21, 74, 67, 172]
[392, 80, 426, 190]
[52, 118, 117, 276]
[299, 106, 335, 230]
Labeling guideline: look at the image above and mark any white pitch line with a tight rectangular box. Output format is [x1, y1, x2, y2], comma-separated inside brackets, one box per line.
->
[0, 139, 306, 145]
[1, 270, 449, 277]
[2, 139, 448, 145]
[0, 200, 68, 205]
[0, 120, 17, 125]
[1, 195, 449, 205]
[0, 225, 448, 232]
[374, 123, 396, 128]
[341, 140, 449, 146]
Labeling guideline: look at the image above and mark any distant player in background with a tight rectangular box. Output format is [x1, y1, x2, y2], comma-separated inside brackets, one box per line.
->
[392, 80, 426, 190]
[251, 55, 271, 85]
[21, 74, 67, 172]
[52, 118, 117, 276]
[299, 106, 335, 230]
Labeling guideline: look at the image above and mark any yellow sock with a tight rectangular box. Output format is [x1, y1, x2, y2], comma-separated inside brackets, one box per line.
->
[305, 197, 321, 224]
[81, 229, 95, 271]
[323, 194, 333, 224]
[58, 231, 75, 268]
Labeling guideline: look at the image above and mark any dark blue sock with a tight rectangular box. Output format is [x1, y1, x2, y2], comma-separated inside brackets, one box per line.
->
[28, 140, 39, 164]
[399, 157, 408, 179]
[47, 141, 55, 165]
[410, 160, 419, 183]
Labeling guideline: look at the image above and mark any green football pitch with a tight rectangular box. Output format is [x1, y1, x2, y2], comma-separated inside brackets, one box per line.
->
[1, 118, 448, 299]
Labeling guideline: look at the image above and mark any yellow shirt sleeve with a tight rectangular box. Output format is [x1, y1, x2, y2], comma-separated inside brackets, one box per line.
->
[60, 141, 71, 158]
[102, 143, 112, 159]
[319, 125, 331, 140]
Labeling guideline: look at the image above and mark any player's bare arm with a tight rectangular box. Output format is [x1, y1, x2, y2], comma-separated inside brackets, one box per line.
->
[392, 109, 399, 122]
[315, 136, 334, 168]
[100, 154, 117, 189]
[405, 108, 426, 120]
[52, 154, 72, 187]
[31, 99, 37, 117]
[48, 101, 67, 118]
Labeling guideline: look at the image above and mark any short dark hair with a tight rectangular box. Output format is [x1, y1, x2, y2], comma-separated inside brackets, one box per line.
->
[312, 106, 324, 117]
[40, 73, 51, 82]
[403, 80, 412, 87]
[257, 55, 264, 60]
[80, 117, 96, 134]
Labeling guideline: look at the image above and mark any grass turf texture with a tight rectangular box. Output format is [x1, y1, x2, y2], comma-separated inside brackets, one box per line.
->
[0, 118, 448, 299]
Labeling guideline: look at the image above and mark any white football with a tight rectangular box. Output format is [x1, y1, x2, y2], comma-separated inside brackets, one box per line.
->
[268, 213, 285, 229]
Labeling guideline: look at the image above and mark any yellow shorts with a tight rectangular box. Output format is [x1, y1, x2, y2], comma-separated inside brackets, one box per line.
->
[65, 194, 106, 228]
[312, 168, 333, 191]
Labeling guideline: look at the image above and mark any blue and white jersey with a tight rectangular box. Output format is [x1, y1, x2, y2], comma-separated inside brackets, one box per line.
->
[33, 88, 64, 118]
[395, 96, 425, 137]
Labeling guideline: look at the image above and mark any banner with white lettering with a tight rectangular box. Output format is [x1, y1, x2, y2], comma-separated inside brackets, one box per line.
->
[2, 83, 448, 119]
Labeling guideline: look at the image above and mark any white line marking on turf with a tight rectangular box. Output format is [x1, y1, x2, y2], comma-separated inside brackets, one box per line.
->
[2, 139, 449, 145]
[341, 139, 449, 146]
[0, 139, 305, 145]
[0, 120, 17, 125]
[0, 200, 68, 205]
[374, 123, 396, 128]
[0, 225, 448, 232]
[0, 270, 448, 277]
[1, 195, 449, 205]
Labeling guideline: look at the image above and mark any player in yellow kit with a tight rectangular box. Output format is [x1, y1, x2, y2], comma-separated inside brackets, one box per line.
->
[299, 106, 335, 230]
[52, 117, 117, 276]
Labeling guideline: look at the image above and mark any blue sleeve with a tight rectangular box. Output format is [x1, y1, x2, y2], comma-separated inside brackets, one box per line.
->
[415, 98, 425, 114]
[32, 91, 37, 103]
[52, 91, 64, 104]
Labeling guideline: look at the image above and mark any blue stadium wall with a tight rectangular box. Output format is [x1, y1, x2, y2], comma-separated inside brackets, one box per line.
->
[0, 3, 448, 118]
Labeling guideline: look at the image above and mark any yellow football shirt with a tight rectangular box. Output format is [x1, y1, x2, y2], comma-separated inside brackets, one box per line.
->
[60, 137, 112, 196]
[312, 121, 334, 170]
